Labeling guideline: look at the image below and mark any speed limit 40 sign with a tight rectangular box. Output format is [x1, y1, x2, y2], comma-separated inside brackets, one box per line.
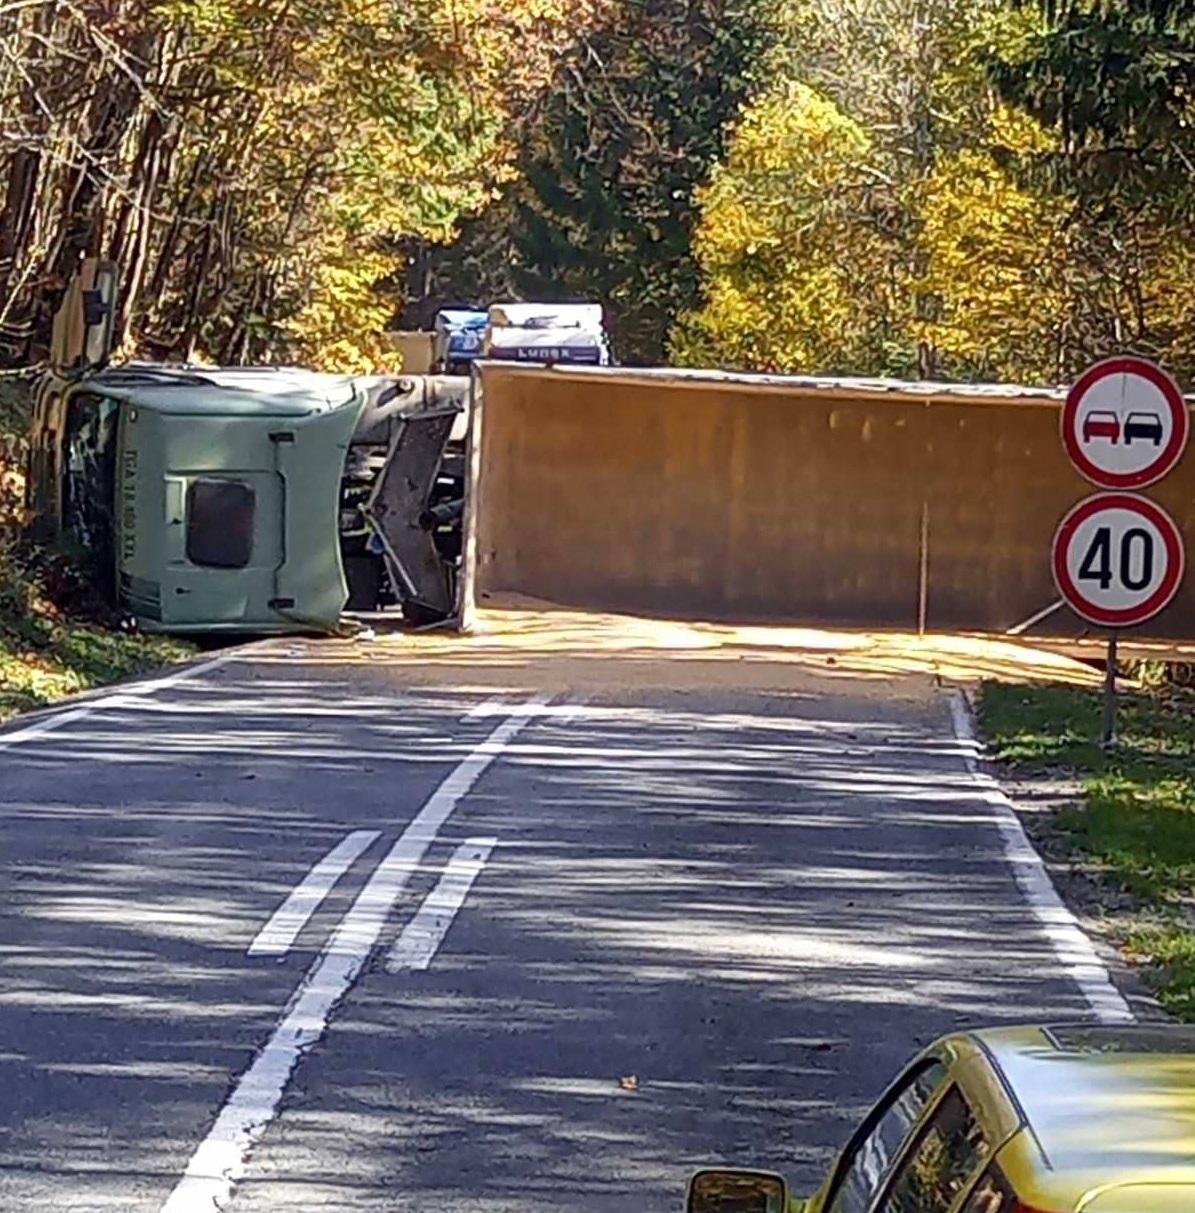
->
[1052, 493, 1185, 628]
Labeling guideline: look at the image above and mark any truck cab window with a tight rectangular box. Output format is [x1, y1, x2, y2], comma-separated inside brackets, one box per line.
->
[62, 391, 120, 597]
[186, 479, 256, 568]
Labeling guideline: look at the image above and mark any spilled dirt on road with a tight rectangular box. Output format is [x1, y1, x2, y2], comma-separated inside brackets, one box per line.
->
[256, 596, 1102, 699]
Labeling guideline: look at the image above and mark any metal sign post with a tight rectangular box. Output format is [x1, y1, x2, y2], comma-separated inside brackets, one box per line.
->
[1101, 631, 1119, 751]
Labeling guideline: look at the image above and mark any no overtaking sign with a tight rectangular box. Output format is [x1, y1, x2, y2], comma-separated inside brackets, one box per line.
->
[1061, 355, 1189, 489]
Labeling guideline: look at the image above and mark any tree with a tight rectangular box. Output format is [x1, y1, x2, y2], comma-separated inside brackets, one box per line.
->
[987, 0, 1195, 378]
[0, 0, 604, 370]
[671, 81, 904, 374]
[992, 0, 1195, 205]
[675, 0, 1017, 378]
[911, 107, 1071, 382]
[410, 0, 779, 364]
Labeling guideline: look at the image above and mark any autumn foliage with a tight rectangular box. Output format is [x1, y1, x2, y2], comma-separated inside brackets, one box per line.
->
[1, 0, 1191, 381]
[0, 0, 609, 370]
[675, 0, 1195, 386]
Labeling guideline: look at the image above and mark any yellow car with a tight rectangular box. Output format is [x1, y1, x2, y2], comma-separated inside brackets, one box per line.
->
[688, 1024, 1195, 1213]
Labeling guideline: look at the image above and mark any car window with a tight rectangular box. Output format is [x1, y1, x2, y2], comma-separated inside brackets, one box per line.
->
[877, 1085, 989, 1213]
[959, 1165, 1016, 1213]
[826, 1061, 948, 1213]
[186, 478, 256, 568]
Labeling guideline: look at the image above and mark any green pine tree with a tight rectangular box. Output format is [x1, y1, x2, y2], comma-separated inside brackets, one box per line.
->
[411, 0, 778, 364]
[992, 0, 1195, 207]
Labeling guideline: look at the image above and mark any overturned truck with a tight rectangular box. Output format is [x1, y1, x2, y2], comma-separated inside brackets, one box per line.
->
[27, 261, 467, 633]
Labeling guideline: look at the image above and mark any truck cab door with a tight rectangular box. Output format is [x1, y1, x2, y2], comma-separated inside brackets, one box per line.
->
[50, 259, 118, 376]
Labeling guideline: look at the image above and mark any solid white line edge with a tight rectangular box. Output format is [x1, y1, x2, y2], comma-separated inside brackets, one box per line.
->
[247, 830, 382, 958]
[386, 837, 497, 973]
[159, 693, 552, 1213]
[0, 650, 241, 751]
[948, 688, 1134, 1024]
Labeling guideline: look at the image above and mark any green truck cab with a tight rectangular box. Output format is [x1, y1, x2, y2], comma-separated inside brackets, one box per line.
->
[27, 260, 465, 634]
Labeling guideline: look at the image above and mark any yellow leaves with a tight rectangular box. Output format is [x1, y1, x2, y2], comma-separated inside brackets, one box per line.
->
[987, 103, 1057, 156]
[676, 31, 1071, 382]
[146, 0, 612, 372]
[1123, 223, 1195, 369]
[721, 80, 872, 180]
[675, 80, 897, 375]
[282, 249, 403, 374]
[692, 81, 878, 273]
[912, 147, 1069, 381]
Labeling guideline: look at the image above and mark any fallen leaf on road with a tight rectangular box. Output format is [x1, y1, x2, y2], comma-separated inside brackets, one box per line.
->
[619, 1075, 639, 1092]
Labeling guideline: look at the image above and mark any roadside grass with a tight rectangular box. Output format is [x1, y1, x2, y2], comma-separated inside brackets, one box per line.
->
[0, 373, 191, 724]
[981, 680, 1195, 1019]
[0, 603, 190, 722]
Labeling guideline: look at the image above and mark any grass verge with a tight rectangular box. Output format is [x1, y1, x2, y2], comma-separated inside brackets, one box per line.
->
[0, 597, 191, 723]
[1, 373, 192, 725]
[981, 680, 1195, 1019]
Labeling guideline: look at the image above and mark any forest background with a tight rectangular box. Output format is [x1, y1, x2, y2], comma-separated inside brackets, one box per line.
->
[0, 0, 1191, 383]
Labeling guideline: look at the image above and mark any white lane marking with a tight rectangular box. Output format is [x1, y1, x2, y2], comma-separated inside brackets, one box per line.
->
[159, 692, 552, 1213]
[387, 837, 497, 972]
[556, 695, 592, 726]
[948, 690, 1134, 1024]
[460, 697, 509, 723]
[461, 697, 569, 724]
[247, 830, 382, 958]
[0, 652, 239, 752]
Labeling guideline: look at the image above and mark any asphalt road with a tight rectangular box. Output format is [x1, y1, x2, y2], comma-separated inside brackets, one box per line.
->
[0, 634, 1122, 1212]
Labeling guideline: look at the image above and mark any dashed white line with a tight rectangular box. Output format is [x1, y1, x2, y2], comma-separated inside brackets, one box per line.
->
[159, 692, 552, 1213]
[948, 689, 1133, 1024]
[387, 837, 497, 972]
[247, 830, 382, 958]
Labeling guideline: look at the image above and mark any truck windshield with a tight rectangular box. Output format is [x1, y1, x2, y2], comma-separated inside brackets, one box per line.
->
[62, 391, 119, 597]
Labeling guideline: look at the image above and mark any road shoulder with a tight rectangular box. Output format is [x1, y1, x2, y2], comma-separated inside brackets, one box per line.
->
[975, 678, 1192, 1023]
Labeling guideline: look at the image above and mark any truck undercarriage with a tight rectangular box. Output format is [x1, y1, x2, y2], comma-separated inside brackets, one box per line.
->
[339, 375, 468, 625]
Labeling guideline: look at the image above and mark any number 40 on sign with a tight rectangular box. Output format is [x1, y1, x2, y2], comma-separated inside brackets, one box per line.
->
[1053, 493, 1184, 629]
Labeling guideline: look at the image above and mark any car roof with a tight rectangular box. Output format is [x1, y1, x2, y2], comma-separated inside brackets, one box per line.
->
[971, 1024, 1195, 1203]
[78, 364, 361, 417]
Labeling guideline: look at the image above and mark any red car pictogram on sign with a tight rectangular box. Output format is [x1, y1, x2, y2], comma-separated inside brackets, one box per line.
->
[1082, 411, 1121, 444]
